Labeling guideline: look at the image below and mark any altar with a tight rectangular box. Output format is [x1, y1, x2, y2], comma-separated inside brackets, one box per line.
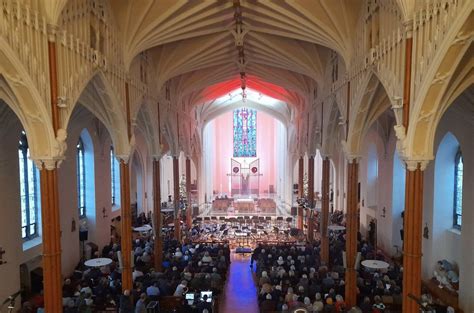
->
[233, 198, 255, 212]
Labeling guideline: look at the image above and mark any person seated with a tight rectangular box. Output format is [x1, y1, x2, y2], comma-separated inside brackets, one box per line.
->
[372, 295, 386, 313]
[201, 251, 213, 263]
[174, 280, 189, 297]
[313, 293, 324, 312]
[260, 293, 277, 313]
[146, 282, 160, 300]
[196, 295, 213, 313]
[132, 268, 144, 282]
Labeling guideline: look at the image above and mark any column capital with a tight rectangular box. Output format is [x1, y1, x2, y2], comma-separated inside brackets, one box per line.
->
[320, 153, 331, 160]
[33, 158, 62, 171]
[115, 154, 130, 164]
[46, 23, 59, 42]
[403, 19, 414, 38]
[405, 159, 430, 171]
[345, 155, 361, 164]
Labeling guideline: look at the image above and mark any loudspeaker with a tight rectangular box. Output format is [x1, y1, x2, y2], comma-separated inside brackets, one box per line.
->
[79, 230, 88, 242]
[291, 207, 297, 216]
[342, 251, 347, 269]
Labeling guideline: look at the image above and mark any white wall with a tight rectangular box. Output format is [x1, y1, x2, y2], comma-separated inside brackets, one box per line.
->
[358, 124, 398, 255]
[421, 102, 473, 312]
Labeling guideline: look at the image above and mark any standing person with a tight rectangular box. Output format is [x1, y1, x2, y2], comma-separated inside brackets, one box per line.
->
[135, 293, 147, 313]
[119, 289, 133, 313]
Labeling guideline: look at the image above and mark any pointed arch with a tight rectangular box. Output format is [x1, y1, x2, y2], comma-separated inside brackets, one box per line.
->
[0, 45, 56, 161]
[345, 71, 392, 155]
[68, 72, 130, 158]
[405, 10, 473, 161]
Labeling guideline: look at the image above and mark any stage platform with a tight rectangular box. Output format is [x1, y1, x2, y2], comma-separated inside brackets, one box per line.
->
[200, 197, 291, 218]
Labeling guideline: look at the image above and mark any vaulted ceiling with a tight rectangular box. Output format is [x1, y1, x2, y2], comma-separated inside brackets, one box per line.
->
[107, 0, 365, 123]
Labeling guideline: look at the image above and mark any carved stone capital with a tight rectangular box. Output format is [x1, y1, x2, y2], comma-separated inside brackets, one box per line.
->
[403, 20, 414, 38]
[345, 155, 361, 164]
[47, 24, 59, 42]
[115, 154, 130, 164]
[32, 158, 63, 170]
[404, 159, 430, 171]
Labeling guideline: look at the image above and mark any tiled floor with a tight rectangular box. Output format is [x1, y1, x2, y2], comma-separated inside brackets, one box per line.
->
[219, 253, 259, 313]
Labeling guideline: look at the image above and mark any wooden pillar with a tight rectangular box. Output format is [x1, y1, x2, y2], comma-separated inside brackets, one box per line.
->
[41, 29, 63, 312]
[297, 206, 304, 230]
[185, 158, 192, 227]
[120, 160, 133, 291]
[298, 156, 304, 198]
[173, 156, 181, 241]
[402, 164, 424, 313]
[152, 158, 163, 271]
[344, 159, 359, 308]
[40, 166, 62, 313]
[321, 157, 330, 264]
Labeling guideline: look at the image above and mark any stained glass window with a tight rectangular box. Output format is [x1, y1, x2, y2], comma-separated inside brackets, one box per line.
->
[77, 138, 86, 217]
[233, 108, 257, 157]
[18, 131, 39, 240]
[453, 149, 463, 229]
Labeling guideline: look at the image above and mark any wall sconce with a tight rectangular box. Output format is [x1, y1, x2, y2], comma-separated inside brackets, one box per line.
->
[0, 247, 6, 265]
[423, 223, 429, 239]
[102, 207, 108, 219]
[381, 207, 386, 218]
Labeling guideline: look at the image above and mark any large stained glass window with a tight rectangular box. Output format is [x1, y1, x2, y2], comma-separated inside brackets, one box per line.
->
[453, 148, 463, 229]
[233, 108, 257, 157]
[18, 131, 39, 240]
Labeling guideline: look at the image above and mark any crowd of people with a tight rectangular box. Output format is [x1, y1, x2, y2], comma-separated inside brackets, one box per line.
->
[19, 220, 230, 313]
[251, 232, 405, 313]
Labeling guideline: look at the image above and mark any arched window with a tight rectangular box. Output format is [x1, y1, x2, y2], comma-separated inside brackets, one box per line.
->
[453, 149, 463, 229]
[18, 131, 39, 240]
[110, 146, 120, 207]
[77, 138, 86, 217]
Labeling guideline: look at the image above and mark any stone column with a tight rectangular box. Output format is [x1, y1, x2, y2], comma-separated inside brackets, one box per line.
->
[321, 157, 330, 264]
[402, 162, 425, 313]
[119, 159, 133, 291]
[185, 157, 192, 227]
[39, 162, 63, 313]
[308, 156, 315, 208]
[173, 156, 181, 241]
[152, 158, 163, 271]
[307, 156, 315, 242]
[344, 159, 359, 308]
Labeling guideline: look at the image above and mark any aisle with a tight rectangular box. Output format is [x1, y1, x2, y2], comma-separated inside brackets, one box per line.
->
[219, 253, 259, 313]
